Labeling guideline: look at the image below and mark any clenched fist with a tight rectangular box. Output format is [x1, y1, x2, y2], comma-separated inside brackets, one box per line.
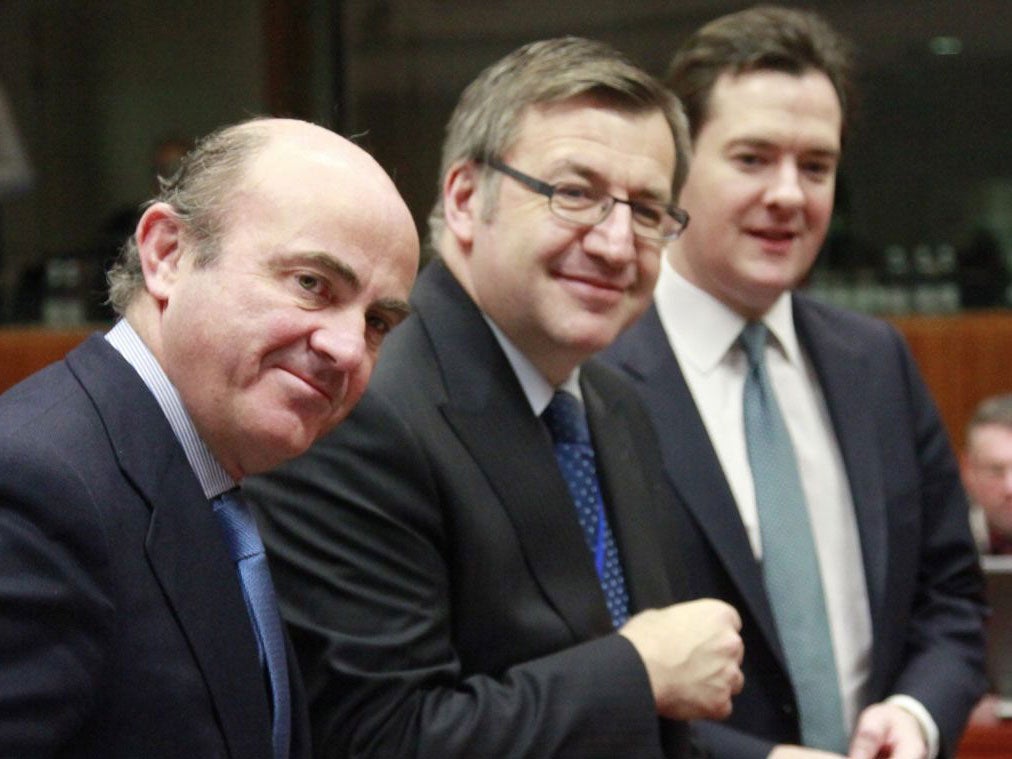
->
[620, 598, 745, 720]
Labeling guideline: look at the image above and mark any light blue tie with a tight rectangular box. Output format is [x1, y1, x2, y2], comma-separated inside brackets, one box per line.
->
[740, 322, 848, 752]
[213, 489, 291, 759]
[542, 390, 630, 627]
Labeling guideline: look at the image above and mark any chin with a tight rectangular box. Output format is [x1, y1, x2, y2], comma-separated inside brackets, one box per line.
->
[567, 332, 620, 361]
[252, 426, 322, 473]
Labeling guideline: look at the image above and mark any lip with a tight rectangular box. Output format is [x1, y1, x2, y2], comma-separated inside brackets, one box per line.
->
[278, 366, 334, 403]
[747, 227, 800, 253]
[748, 226, 799, 240]
[556, 270, 628, 293]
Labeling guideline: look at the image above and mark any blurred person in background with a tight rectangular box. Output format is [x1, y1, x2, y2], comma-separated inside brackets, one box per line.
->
[963, 394, 1012, 555]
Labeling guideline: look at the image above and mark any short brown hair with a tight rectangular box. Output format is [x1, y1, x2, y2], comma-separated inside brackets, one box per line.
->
[667, 5, 855, 142]
[428, 36, 690, 252]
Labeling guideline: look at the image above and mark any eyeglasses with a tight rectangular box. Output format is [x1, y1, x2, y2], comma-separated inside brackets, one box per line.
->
[484, 158, 689, 242]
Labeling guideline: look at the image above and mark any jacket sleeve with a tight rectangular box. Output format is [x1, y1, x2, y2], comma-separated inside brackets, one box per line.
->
[0, 437, 114, 754]
[878, 327, 988, 758]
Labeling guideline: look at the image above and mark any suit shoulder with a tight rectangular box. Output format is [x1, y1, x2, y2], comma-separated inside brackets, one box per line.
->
[365, 315, 440, 394]
[794, 293, 905, 345]
[599, 302, 662, 369]
[0, 360, 85, 441]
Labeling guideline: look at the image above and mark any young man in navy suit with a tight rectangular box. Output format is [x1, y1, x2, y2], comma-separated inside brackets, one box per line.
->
[0, 117, 419, 757]
[604, 7, 986, 759]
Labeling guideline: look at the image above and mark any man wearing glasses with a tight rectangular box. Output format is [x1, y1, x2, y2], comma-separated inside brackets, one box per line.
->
[246, 37, 744, 757]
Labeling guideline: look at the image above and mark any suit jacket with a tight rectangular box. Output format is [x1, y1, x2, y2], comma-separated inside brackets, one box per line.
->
[603, 295, 988, 759]
[245, 259, 691, 758]
[0, 335, 310, 758]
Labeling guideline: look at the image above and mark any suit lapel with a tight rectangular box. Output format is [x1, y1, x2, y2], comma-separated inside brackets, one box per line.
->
[418, 262, 614, 639]
[793, 299, 888, 626]
[615, 301, 890, 679]
[66, 337, 273, 759]
[581, 363, 672, 611]
[610, 308, 783, 655]
[143, 466, 274, 759]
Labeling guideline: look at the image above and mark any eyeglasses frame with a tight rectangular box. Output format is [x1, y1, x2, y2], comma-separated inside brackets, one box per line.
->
[483, 157, 689, 242]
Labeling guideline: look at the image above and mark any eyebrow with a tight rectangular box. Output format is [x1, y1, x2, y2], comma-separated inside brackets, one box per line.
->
[274, 252, 412, 316]
[550, 159, 671, 202]
[297, 251, 361, 290]
[729, 137, 841, 160]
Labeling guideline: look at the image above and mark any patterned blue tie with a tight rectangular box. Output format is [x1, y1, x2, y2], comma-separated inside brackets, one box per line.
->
[542, 390, 630, 627]
[212, 489, 291, 759]
[740, 322, 848, 752]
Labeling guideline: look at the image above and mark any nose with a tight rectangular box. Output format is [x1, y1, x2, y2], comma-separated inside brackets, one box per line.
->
[764, 160, 805, 210]
[309, 310, 368, 373]
[584, 199, 637, 266]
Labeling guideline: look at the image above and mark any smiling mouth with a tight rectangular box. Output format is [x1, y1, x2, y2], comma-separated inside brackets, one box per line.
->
[557, 271, 628, 294]
[750, 228, 798, 241]
[281, 367, 335, 403]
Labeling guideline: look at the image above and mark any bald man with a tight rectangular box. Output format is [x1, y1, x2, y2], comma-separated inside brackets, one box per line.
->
[0, 118, 419, 758]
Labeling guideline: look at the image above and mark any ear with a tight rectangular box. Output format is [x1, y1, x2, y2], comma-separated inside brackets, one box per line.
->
[135, 202, 186, 302]
[443, 160, 481, 248]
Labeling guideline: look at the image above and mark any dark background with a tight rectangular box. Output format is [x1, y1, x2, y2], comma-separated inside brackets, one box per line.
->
[1, 0, 1010, 323]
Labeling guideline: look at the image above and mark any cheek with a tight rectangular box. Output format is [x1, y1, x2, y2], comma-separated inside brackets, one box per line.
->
[636, 248, 662, 287]
[339, 358, 378, 411]
[808, 190, 836, 226]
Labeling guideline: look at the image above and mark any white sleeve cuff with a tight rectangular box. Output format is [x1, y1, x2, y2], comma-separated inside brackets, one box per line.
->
[886, 694, 939, 759]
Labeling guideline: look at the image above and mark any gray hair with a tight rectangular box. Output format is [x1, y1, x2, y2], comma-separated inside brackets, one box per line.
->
[427, 36, 690, 253]
[106, 119, 271, 314]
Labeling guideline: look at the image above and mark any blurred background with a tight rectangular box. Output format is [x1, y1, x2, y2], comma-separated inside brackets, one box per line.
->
[0, 0, 1010, 326]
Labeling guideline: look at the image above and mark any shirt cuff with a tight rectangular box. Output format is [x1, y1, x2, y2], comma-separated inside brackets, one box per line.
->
[886, 694, 939, 759]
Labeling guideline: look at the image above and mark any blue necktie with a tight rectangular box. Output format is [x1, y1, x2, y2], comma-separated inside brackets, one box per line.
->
[542, 390, 630, 627]
[740, 322, 848, 752]
[213, 489, 291, 759]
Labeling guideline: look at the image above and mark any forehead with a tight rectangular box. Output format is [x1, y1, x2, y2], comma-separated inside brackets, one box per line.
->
[701, 69, 842, 150]
[970, 424, 1012, 455]
[506, 96, 676, 191]
[215, 135, 418, 291]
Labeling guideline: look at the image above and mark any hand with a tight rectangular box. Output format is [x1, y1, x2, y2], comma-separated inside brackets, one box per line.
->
[619, 598, 744, 720]
[848, 702, 927, 759]
[768, 746, 846, 759]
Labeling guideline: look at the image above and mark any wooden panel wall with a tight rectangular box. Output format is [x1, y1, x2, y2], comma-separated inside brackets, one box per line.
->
[891, 311, 1012, 451]
[1, 314, 1010, 450]
[0, 327, 93, 394]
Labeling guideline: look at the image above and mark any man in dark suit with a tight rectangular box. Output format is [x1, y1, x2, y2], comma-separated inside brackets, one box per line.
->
[245, 37, 744, 758]
[0, 117, 419, 757]
[603, 7, 987, 759]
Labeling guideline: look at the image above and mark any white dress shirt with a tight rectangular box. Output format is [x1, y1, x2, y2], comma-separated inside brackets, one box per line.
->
[106, 319, 235, 499]
[484, 316, 581, 415]
[654, 258, 874, 732]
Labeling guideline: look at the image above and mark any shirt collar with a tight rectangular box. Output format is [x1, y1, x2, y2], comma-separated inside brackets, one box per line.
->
[483, 315, 581, 416]
[655, 256, 802, 369]
[105, 319, 235, 498]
